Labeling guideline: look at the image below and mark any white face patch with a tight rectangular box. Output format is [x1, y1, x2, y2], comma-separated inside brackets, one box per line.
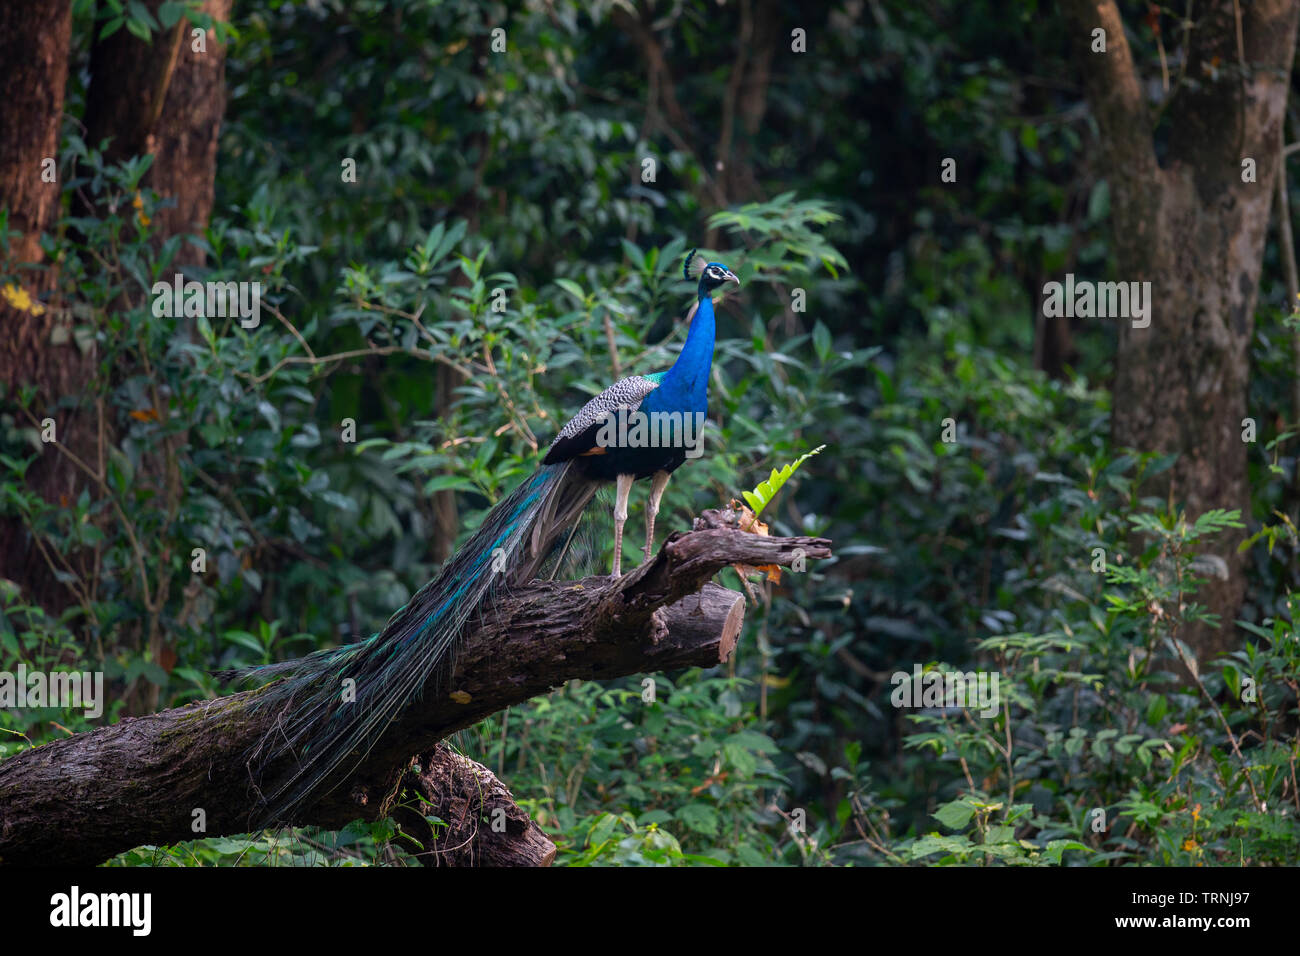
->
[706, 266, 724, 280]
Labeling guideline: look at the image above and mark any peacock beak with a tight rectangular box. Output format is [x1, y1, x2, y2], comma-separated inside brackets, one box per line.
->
[726, 272, 740, 285]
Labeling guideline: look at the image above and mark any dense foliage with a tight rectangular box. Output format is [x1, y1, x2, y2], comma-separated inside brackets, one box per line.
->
[2, 0, 1297, 865]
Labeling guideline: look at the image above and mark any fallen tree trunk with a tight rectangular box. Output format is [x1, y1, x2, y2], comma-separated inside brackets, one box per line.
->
[391, 745, 558, 867]
[0, 521, 830, 866]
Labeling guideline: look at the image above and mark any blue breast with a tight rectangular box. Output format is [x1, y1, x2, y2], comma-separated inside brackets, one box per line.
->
[577, 292, 715, 480]
[641, 294, 715, 418]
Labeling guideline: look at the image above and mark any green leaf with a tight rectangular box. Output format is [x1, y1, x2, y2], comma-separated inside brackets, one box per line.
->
[554, 278, 586, 303]
[933, 798, 976, 831]
[744, 444, 826, 518]
[158, 1, 188, 29]
[422, 474, 477, 495]
[845, 740, 862, 766]
[676, 804, 720, 836]
[125, 16, 151, 41]
[587, 813, 619, 848]
[222, 630, 264, 655]
[813, 321, 832, 361]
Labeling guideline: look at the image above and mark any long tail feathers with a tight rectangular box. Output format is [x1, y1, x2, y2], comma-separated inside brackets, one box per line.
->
[230, 460, 596, 826]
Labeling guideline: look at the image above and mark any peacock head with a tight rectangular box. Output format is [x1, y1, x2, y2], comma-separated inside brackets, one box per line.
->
[685, 248, 740, 297]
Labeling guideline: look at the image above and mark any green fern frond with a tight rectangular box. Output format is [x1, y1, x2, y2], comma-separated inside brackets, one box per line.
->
[742, 445, 826, 518]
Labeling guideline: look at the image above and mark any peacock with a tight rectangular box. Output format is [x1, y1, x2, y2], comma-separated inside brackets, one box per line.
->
[232, 248, 740, 825]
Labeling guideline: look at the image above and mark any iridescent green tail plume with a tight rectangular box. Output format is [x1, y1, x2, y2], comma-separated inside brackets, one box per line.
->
[229, 460, 596, 826]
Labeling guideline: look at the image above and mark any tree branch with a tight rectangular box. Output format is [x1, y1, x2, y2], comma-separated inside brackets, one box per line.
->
[389, 745, 557, 867]
[1060, 0, 1159, 184]
[0, 519, 831, 866]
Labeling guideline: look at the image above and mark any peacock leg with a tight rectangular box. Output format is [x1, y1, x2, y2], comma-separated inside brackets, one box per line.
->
[611, 472, 634, 577]
[643, 469, 671, 563]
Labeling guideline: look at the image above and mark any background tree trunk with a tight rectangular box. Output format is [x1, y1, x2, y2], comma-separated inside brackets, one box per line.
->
[0, 0, 69, 291]
[80, 0, 231, 252]
[68, 1, 234, 711]
[1, 2, 232, 618]
[1063, 0, 1300, 660]
[81, 2, 185, 171]
[0, 0, 80, 610]
[149, 0, 234, 267]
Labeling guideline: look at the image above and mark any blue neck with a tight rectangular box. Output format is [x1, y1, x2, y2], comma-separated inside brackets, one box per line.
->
[655, 293, 715, 411]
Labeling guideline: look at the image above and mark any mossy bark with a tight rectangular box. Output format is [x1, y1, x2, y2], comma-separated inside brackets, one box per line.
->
[1063, 0, 1300, 659]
